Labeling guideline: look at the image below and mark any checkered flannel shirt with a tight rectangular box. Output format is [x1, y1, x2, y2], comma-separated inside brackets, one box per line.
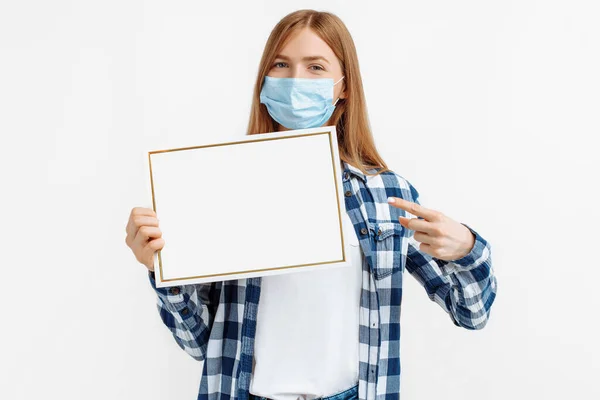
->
[147, 161, 497, 400]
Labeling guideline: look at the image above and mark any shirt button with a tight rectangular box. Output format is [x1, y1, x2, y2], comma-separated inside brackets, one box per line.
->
[377, 228, 382, 235]
[169, 287, 180, 295]
[360, 228, 368, 235]
[181, 307, 190, 316]
[344, 172, 349, 180]
[344, 190, 352, 197]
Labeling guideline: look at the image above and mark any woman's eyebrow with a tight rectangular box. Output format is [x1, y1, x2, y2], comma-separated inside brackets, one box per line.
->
[275, 54, 331, 65]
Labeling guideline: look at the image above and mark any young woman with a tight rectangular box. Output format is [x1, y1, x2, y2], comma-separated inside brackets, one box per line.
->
[125, 9, 497, 400]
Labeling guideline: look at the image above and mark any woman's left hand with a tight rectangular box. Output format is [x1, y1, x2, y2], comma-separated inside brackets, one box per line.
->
[387, 197, 475, 261]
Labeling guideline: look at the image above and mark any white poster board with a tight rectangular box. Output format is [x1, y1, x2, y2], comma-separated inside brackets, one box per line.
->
[144, 126, 352, 288]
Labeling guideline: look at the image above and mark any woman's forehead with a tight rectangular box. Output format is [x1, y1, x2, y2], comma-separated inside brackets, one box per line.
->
[277, 28, 338, 62]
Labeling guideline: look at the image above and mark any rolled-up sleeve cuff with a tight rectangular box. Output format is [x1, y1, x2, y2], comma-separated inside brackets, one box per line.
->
[440, 223, 491, 274]
[147, 270, 191, 316]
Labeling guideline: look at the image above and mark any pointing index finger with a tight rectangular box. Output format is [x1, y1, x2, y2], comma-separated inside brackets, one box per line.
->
[387, 197, 439, 221]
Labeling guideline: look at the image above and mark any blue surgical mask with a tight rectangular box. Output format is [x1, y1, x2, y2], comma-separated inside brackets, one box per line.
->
[259, 75, 345, 130]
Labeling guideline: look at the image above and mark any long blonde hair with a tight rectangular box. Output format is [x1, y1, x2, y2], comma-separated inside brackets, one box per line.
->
[246, 9, 390, 176]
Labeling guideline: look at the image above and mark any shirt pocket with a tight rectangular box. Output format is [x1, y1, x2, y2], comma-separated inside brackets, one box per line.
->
[370, 221, 406, 280]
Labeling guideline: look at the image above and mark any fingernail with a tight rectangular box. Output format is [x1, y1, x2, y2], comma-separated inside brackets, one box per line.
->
[387, 197, 395, 203]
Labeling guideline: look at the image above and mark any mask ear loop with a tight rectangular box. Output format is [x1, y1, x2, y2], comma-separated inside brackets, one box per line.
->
[333, 76, 345, 105]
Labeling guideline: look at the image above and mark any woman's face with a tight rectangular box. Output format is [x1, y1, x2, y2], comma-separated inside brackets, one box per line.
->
[267, 27, 347, 105]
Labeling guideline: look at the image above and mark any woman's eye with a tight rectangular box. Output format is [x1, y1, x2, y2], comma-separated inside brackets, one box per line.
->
[309, 65, 324, 71]
[273, 62, 288, 68]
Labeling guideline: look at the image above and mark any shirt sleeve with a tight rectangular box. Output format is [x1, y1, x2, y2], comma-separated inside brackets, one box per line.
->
[403, 182, 498, 330]
[147, 270, 219, 361]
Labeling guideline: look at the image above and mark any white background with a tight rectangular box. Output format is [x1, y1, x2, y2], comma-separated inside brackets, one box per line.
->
[1, 1, 598, 399]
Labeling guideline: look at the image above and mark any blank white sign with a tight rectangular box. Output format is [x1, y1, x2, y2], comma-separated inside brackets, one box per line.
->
[145, 126, 352, 288]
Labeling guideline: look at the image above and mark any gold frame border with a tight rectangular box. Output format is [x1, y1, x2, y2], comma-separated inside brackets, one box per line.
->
[148, 130, 345, 283]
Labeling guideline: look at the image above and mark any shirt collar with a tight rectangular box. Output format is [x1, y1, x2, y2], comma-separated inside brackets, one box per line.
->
[342, 160, 378, 183]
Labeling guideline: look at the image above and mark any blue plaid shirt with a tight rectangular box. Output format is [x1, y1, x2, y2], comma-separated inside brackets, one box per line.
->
[147, 161, 497, 400]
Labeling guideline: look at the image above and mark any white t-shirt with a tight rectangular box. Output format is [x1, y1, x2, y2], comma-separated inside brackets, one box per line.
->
[249, 210, 363, 400]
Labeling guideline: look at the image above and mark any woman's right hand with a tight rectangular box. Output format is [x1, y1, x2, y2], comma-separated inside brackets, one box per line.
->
[125, 207, 164, 271]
